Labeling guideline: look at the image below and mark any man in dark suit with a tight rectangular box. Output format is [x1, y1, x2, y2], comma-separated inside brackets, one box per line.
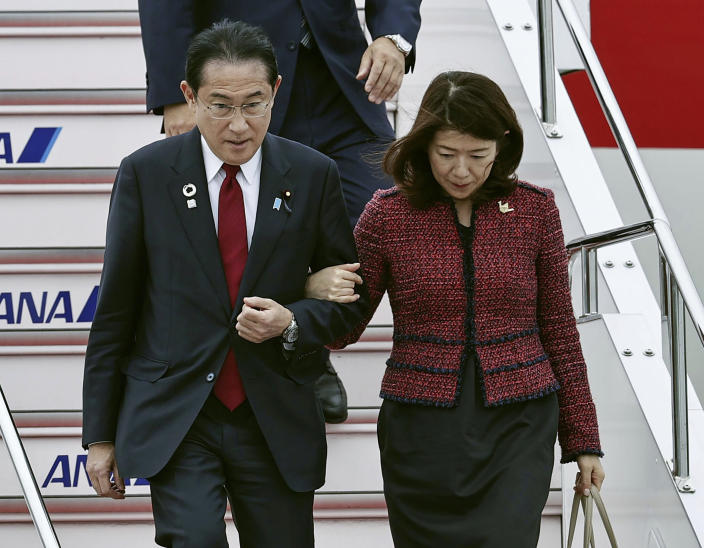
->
[139, 1, 421, 422]
[83, 21, 367, 547]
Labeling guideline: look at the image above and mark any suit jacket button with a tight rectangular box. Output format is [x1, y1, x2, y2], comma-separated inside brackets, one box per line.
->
[206, 373, 215, 382]
[286, 41, 297, 51]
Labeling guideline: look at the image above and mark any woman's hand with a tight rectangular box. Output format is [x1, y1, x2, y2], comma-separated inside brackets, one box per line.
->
[305, 263, 363, 303]
[574, 454, 605, 496]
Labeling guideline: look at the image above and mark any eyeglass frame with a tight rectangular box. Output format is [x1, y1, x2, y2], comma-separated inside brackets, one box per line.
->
[193, 92, 273, 119]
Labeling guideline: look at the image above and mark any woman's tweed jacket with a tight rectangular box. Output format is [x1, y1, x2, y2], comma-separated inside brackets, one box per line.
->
[329, 182, 602, 462]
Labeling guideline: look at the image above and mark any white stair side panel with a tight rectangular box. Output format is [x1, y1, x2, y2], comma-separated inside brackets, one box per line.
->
[2, 37, 144, 89]
[0, 115, 162, 169]
[566, 316, 702, 547]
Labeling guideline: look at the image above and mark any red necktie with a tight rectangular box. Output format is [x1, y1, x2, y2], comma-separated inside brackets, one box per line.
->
[213, 164, 247, 410]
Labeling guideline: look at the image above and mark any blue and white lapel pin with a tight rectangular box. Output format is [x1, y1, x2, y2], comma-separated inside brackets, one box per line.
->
[183, 183, 197, 209]
[273, 189, 293, 214]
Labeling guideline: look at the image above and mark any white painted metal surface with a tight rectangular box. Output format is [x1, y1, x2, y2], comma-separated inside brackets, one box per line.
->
[570, 315, 703, 547]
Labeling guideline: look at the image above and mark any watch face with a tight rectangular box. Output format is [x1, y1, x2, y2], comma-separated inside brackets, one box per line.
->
[283, 318, 299, 342]
[397, 36, 412, 53]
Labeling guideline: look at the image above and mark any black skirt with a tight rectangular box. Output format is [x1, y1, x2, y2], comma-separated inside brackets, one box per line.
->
[377, 353, 559, 548]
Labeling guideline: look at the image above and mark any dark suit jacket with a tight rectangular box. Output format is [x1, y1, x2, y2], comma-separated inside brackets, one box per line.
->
[138, 0, 422, 136]
[82, 130, 368, 492]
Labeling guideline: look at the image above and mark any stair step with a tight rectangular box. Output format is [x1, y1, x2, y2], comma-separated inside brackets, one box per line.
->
[1, 15, 144, 90]
[0, 327, 392, 411]
[0, 410, 383, 496]
[0, 492, 389, 522]
[0, 90, 146, 115]
[0, 493, 561, 548]
[0, 494, 394, 548]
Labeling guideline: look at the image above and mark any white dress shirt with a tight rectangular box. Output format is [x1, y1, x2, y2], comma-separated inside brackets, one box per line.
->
[201, 136, 261, 248]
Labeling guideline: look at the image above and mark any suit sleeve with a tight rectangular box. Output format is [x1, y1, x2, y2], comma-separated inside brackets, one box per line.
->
[286, 160, 370, 360]
[328, 192, 389, 349]
[82, 157, 146, 448]
[364, 0, 422, 72]
[536, 190, 603, 463]
[138, 0, 197, 113]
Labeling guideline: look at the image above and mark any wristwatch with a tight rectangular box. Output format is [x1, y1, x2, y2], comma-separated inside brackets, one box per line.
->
[282, 311, 299, 351]
[384, 34, 412, 57]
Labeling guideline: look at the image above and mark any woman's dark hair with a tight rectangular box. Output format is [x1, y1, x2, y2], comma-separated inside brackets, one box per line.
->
[185, 20, 279, 93]
[384, 71, 523, 208]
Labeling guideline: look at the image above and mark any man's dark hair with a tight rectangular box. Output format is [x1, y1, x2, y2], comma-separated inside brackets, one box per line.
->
[185, 19, 279, 93]
[383, 71, 524, 208]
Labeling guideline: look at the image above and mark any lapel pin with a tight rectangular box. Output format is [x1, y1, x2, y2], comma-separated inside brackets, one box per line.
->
[273, 197, 282, 211]
[498, 200, 514, 214]
[183, 183, 196, 198]
[281, 189, 293, 214]
[183, 183, 197, 209]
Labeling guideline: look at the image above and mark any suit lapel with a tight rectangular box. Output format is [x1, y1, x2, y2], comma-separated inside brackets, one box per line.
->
[167, 128, 231, 318]
[236, 135, 293, 313]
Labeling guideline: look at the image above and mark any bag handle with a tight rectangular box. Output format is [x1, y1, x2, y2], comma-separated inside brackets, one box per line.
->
[567, 485, 618, 547]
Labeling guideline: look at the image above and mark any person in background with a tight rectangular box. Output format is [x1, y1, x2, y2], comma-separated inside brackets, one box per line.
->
[304, 71, 605, 547]
[84, 21, 367, 547]
[138, 0, 422, 423]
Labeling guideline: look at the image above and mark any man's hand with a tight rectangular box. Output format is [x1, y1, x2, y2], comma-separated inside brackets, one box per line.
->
[86, 442, 125, 499]
[163, 102, 196, 137]
[356, 37, 406, 104]
[236, 297, 293, 343]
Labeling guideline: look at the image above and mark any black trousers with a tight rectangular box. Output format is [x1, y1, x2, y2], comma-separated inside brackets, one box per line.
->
[279, 44, 394, 227]
[149, 397, 314, 548]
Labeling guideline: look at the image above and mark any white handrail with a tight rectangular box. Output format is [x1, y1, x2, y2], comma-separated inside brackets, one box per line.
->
[0, 385, 61, 546]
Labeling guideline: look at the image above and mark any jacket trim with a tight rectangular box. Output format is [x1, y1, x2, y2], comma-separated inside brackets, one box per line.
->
[377, 187, 400, 199]
[385, 358, 460, 375]
[484, 354, 549, 375]
[560, 448, 605, 464]
[392, 332, 464, 345]
[517, 181, 549, 196]
[379, 391, 456, 407]
[485, 380, 561, 407]
[454, 204, 477, 407]
[476, 326, 540, 346]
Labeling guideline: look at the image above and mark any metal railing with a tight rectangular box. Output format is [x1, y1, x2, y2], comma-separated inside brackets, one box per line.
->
[0, 385, 61, 546]
[538, 0, 703, 493]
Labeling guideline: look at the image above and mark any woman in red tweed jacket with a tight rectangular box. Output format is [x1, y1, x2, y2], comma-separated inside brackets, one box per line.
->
[306, 71, 605, 547]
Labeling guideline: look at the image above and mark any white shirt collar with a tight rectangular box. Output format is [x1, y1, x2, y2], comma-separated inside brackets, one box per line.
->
[200, 135, 262, 185]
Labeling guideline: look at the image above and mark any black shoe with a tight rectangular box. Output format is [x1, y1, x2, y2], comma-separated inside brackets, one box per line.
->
[314, 359, 348, 423]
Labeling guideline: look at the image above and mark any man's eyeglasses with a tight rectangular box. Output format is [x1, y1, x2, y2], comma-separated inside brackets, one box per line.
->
[195, 93, 272, 119]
